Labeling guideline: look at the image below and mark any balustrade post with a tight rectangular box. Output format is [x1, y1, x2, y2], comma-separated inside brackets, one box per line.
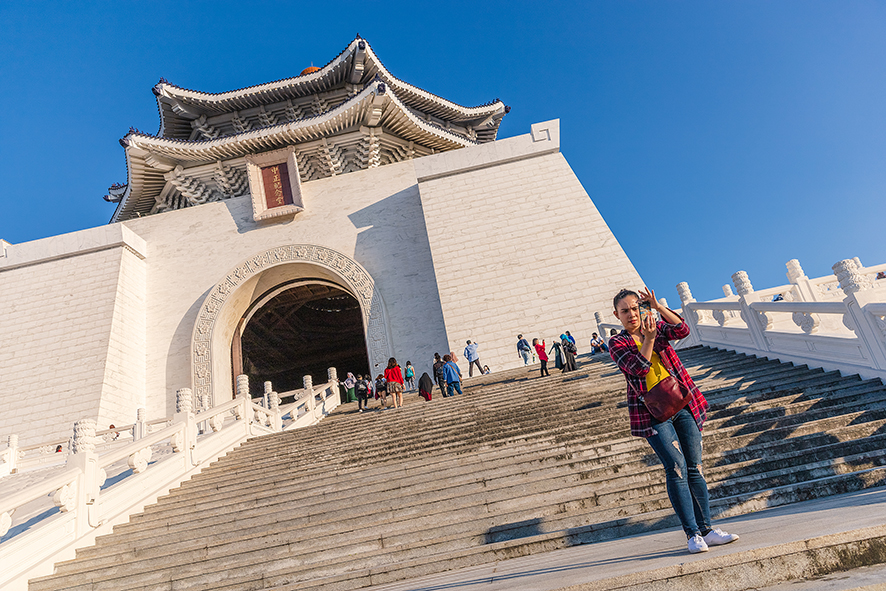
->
[173, 388, 197, 461]
[785, 258, 818, 302]
[593, 311, 607, 343]
[268, 386, 282, 431]
[732, 271, 771, 352]
[304, 375, 316, 414]
[1, 434, 19, 476]
[134, 408, 148, 441]
[675, 282, 701, 347]
[833, 259, 886, 370]
[236, 374, 250, 400]
[64, 419, 101, 536]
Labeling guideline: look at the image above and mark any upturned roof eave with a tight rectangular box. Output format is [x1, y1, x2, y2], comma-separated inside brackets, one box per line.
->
[154, 37, 505, 135]
[112, 81, 476, 223]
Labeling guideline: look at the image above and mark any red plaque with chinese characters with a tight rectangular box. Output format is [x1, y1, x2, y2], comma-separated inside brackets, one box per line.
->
[260, 163, 294, 209]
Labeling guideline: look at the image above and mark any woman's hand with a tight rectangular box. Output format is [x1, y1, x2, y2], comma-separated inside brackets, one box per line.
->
[641, 310, 658, 340]
[639, 287, 660, 310]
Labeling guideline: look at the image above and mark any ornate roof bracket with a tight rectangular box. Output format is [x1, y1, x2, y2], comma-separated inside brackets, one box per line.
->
[164, 165, 219, 208]
[191, 114, 220, 140]
[170, 99, 201, 119]
[364, 90, 386, 127]
[349, 40, 367, 84]
[144, 153, 176, 171]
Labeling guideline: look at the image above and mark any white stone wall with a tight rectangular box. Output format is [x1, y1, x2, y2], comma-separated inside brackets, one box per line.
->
[415, 120, 644, 373]
[0, 225, 146, 446]
[96, 247, 146, 428]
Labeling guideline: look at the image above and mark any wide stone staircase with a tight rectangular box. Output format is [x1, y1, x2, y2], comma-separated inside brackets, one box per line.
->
[29, 347, 886, 590]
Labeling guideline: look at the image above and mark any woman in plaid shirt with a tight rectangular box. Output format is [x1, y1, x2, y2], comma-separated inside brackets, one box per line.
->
[610, 287, 738, 554]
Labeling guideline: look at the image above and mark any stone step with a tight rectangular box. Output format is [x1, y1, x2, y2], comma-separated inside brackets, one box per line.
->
[30, 347, 886, 591]
[115, 405, 879, 540]
[33, 470, 886, 591]
[75, 429, 886, 573]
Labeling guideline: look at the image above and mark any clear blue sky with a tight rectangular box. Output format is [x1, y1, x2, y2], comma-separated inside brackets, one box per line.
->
[1, 1, 883, 305]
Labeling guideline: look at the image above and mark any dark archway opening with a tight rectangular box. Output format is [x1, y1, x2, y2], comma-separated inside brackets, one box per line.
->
[236, 282, 370, 396]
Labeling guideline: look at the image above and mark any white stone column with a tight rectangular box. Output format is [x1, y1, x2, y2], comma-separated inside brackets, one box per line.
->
[732, 271, 770, 352]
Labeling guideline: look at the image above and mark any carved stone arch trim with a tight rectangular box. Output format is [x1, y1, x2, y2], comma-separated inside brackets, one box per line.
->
[191, 245, 392, 406]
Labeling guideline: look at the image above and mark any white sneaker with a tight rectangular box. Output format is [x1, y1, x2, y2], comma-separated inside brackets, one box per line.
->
[688, 534, 709, 553]
[703, 528, 739, 546]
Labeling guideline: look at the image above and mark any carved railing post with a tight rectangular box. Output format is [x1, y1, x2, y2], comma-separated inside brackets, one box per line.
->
[236, 374, 250, 399]
[786, 258, 819, 302]
[304, 375, 316, 413]
[62, 419, 103, 536]
[833, 259, 886, 370]
[268, 385, 282, 431]
[731, 270, 771, 351]
[134, 408, 147, 441]
[594, 311, 606, 342]
[675, 282, 701, 347]
[0, 434, 19, 477]
[172, 388, 197, 458]
[723, 284, 734, 297]
[327, 367, 338, 384]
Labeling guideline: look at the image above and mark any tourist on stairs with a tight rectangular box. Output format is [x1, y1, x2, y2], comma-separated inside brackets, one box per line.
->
[609, 287, 738, 554]
[533, 338, 550, 377]
[441, 354, 463, 396]
[355, 375, 370, 412]
[560, 334, 577, 372]
[384, 358, 405, 409]
[343, 372, 357, 403]
[433, 353, 448, 398]
[374, 374, 387, 409]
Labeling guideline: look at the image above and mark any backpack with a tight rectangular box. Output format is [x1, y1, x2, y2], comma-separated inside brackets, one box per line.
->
[405, 366, 414, 379]
[564, 341, 577, 355]
[356, 381, 368, 395]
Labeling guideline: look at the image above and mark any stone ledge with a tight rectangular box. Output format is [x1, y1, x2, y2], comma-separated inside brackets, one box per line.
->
[414, 120, 561, 183]
[0, 224, 147, 273]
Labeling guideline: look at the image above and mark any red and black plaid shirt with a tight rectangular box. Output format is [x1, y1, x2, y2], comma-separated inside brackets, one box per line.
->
[609, 318, 708, 438]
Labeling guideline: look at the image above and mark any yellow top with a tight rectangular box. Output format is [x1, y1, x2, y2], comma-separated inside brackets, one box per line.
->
[633, 336, 669, 390]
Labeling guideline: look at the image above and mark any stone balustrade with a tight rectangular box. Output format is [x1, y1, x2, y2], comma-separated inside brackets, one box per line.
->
[596, 258, 886, 381]
[0, 369, 340, 591]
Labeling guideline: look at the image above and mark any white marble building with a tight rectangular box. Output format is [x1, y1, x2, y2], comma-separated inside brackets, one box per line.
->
[0, 38, 643, 446]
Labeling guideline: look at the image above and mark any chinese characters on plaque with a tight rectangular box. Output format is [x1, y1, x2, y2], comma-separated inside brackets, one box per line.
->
[260, 163, 294, 210]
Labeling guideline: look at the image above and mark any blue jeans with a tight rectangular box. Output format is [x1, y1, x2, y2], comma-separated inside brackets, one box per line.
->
[446, 381, 462, 396]
[646, 408, 711, 537]
[520, 349, 532, 365]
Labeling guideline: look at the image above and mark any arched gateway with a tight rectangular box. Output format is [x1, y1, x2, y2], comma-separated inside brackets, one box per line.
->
[191, 245, 392, 407]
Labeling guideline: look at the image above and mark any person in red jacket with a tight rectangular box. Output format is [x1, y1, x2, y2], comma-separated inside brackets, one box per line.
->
[384, 357, 405, 409]
[533, 338, 550, 377]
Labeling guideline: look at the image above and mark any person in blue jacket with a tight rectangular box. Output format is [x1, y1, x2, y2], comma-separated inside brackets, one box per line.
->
[441, 354, 463, 396]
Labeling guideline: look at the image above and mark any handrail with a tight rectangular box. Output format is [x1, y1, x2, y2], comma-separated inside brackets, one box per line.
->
[0, 468, 79, 519]
[749, 301, 847, 314]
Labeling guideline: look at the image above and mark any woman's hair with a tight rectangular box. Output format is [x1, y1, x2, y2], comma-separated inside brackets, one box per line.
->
[532, 338, 538, 345]
[406, 360, 411, 365]
[613, 288, 639, 311]
[434, 352, 441, 361]
[387, 357, 397, 369]
[443, 354, 451, 362]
